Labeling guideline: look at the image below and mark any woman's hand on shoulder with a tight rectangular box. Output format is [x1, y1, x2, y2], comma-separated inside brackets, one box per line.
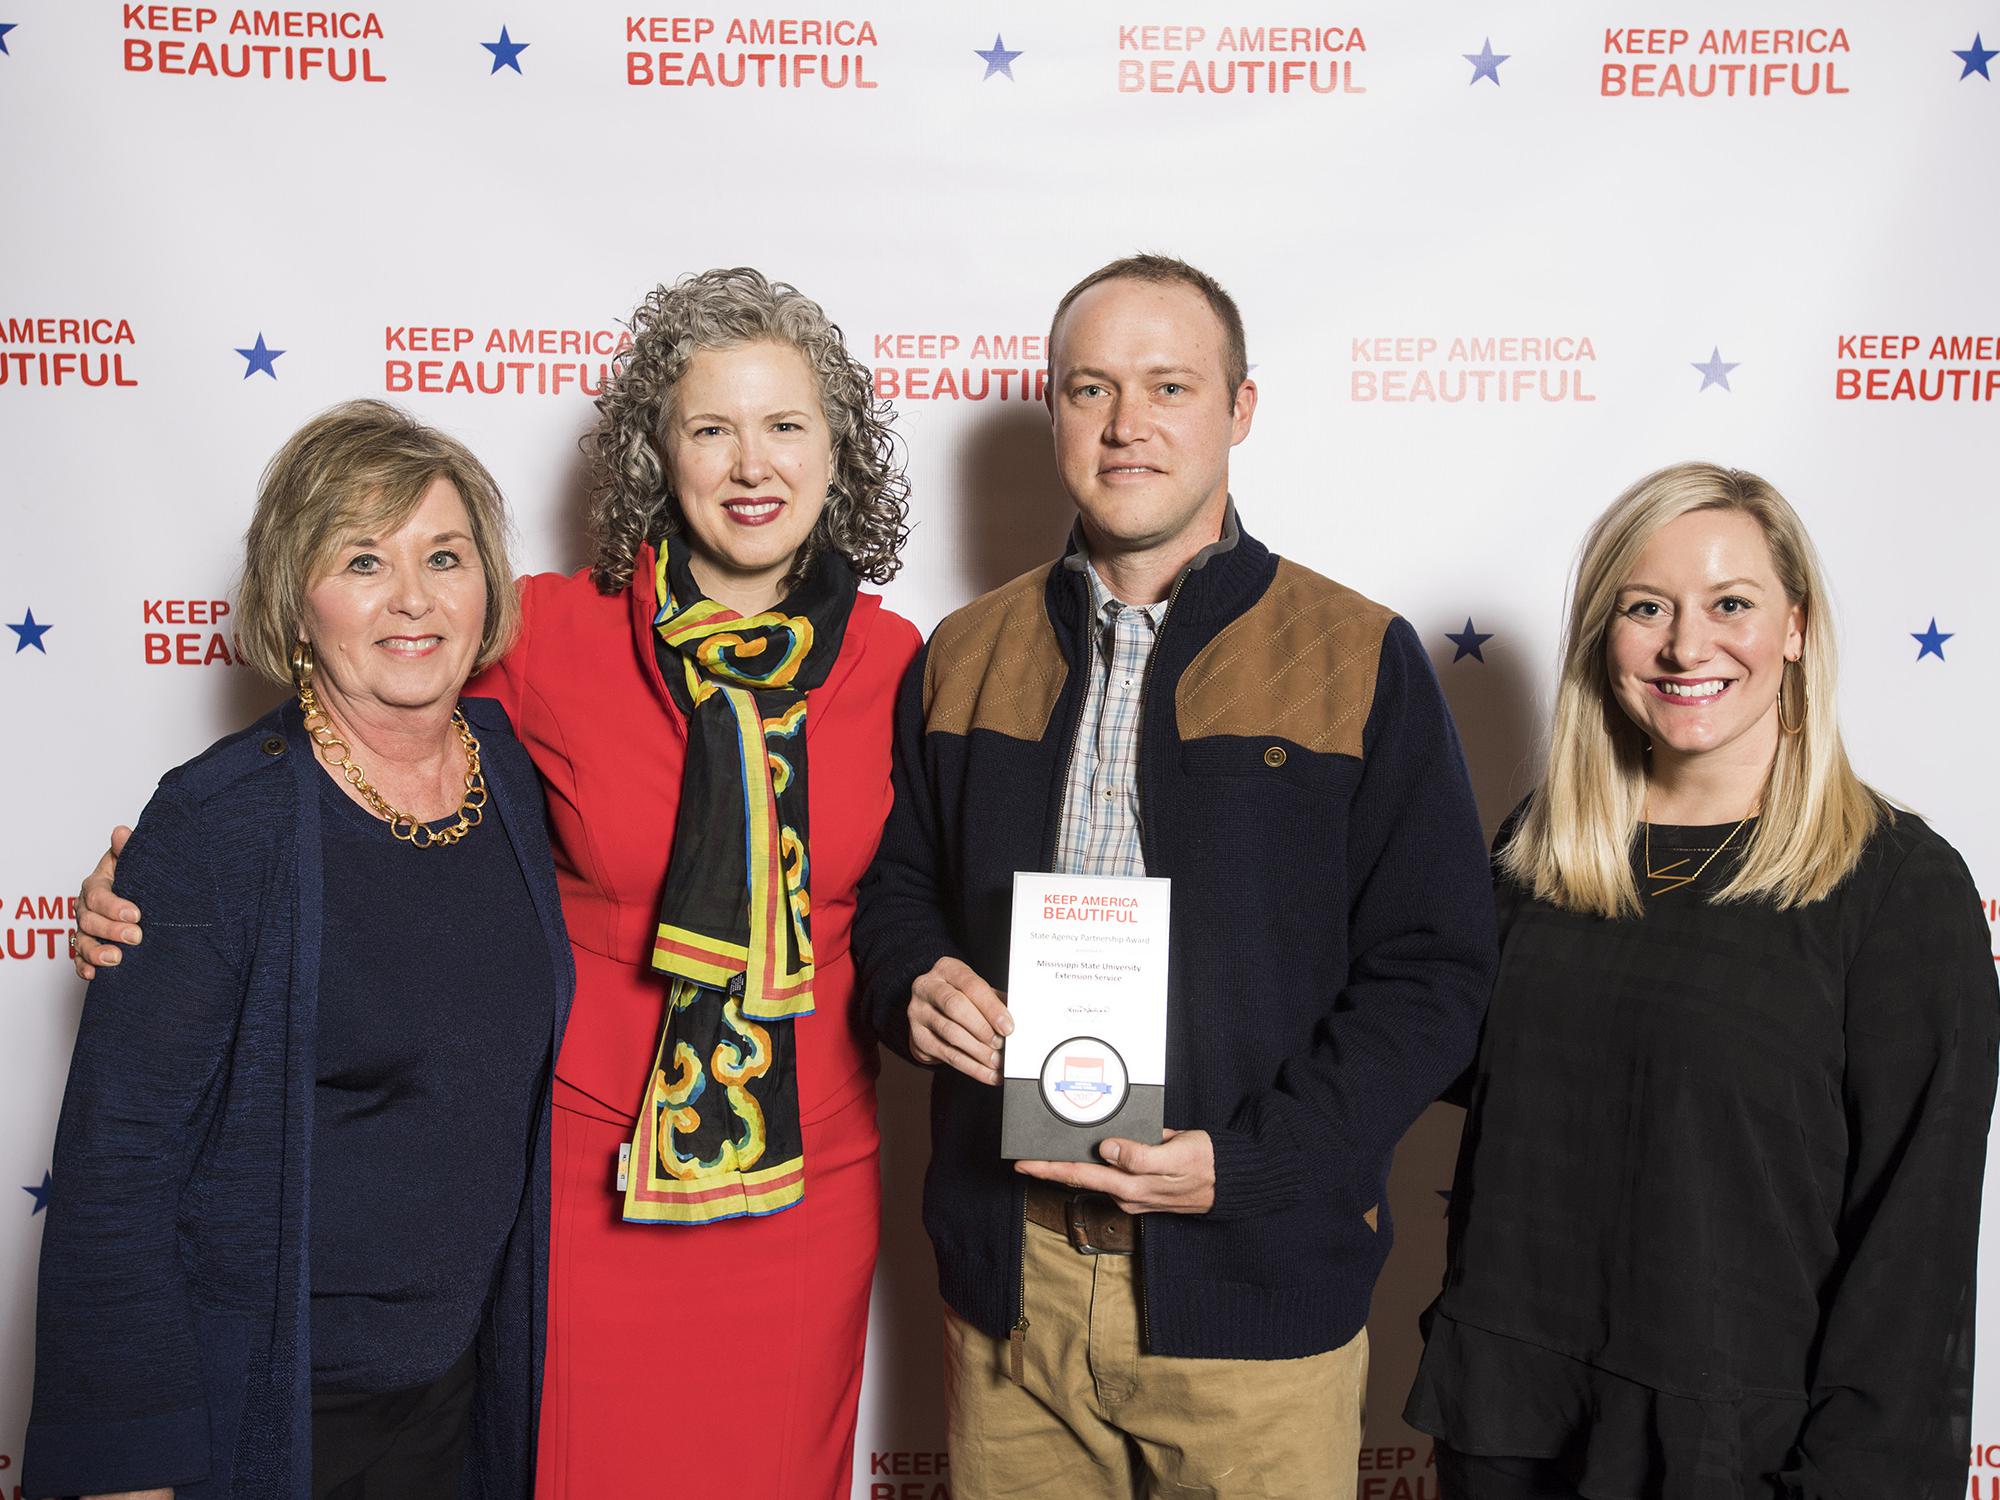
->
[70, 825, 139, 980]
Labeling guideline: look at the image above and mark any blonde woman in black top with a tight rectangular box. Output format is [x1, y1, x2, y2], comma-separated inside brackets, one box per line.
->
[1406, 462, 1998, 1498]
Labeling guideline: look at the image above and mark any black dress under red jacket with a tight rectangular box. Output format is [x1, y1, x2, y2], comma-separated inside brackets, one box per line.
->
[854, 518, 1498, 1359]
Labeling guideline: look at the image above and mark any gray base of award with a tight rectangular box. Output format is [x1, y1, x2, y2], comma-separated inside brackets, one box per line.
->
[1000, 1079, 1165, 1161]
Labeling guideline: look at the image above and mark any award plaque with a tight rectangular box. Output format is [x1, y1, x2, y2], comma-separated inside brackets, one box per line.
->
[1000, 872, 1170, 1161]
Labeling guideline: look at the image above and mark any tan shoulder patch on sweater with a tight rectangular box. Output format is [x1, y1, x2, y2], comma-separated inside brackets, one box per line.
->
[923, 565, 1069, 741]
[1175, 559, 1394, 758]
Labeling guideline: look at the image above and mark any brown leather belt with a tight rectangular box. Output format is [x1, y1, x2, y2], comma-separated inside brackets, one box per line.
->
[1024, 1181, 1136, 1255]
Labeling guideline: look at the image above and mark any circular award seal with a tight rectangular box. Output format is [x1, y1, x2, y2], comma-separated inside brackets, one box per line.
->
[1038, 1037, 1129, 1125]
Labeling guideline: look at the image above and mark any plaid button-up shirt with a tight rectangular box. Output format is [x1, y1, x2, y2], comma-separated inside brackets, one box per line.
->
[1052, 562, 1169, 879]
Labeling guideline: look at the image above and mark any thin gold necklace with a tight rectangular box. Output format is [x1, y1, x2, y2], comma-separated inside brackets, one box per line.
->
[1643, 807, 1753, 897]
[297, 682, 487, 848]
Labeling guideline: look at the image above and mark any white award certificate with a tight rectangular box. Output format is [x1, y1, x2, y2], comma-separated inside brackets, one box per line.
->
[1000, 872, 1170, 1161]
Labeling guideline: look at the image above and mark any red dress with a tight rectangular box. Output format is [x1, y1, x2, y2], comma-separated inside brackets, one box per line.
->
[471, 547, 920, 1499]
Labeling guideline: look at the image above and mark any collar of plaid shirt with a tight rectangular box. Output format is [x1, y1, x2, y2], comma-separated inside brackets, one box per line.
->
[1059, 495, 1243, 603]
[1052, 497, 1244, 876]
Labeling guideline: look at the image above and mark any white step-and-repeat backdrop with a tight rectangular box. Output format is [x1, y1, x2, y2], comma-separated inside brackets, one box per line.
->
[3, 4, 1996, 1496]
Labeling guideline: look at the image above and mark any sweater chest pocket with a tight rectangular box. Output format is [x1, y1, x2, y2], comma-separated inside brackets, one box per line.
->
[1178, 736, 1356, 797]
[1173, 737, 1361, 858]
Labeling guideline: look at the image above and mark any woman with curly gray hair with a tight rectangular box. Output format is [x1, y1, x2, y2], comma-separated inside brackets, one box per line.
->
[79, 268, 922, 1498]
[423, 266, 925, 1500]
[493, 267, 921, 1497]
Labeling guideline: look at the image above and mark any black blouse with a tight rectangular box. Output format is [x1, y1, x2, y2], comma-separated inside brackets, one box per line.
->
[309, 774, 557, 1393]
[1406, 812, 1999, 1499]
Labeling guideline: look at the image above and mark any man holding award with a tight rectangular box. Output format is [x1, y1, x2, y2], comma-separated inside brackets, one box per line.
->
[856, 256, 1497, 1499]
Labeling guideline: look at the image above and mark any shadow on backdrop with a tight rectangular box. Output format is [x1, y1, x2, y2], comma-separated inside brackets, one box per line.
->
[1368, 1101, 1467, 1483]
[548, 426, 598, 576]
[1437, 624, 1544, 842]
[947, 403, 1074, 596]
[1362, 628, 1542, 1480]
[218, 669, 284, 732]
[867, 1061, 947, 1451]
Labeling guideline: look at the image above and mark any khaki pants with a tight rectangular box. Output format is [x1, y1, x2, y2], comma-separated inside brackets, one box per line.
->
[943, 1220, 1369, 1500]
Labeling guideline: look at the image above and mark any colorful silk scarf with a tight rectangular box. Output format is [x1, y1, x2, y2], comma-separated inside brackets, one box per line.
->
[622, 537, 856, 1225]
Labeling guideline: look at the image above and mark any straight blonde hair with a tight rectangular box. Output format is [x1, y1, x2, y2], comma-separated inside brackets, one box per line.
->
[1501, 462, 1885, 918]
[237, 400, 520, 686]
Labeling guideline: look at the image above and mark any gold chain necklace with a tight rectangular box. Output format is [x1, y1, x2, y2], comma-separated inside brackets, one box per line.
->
[297, 683, 487, 848]
[1643, 808, 1752, 897]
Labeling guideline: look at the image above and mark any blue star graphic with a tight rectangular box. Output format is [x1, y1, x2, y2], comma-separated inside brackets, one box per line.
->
[1954, 33, 1996, 80]
[1691, 346, 1739, 392]
[23, 1172, 50, 1215]
[8, 607, 52, 653]
[482, 25, 528, 74]
[235, 332, 284, 379]
[1464, 38, 1508, 85]
[1912, 618, 1953, 661]
[1446, 619, 1494, 663]
[975, 33, 1022, 81]
[0, 23, 16, 55]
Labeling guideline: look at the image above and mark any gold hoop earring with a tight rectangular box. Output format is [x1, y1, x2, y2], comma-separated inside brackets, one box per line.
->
[291, 639, 315, 691]
[1777, 657, 1805, 736]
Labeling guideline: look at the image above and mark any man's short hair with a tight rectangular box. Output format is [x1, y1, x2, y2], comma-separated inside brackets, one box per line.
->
[1048, 254, 1249, 397]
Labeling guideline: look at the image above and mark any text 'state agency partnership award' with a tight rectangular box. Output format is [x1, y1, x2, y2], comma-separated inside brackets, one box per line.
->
[1001, 873, 1170, 1162]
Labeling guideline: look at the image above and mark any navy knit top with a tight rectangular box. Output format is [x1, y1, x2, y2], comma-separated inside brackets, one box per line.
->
[310, 773, 555, 1393]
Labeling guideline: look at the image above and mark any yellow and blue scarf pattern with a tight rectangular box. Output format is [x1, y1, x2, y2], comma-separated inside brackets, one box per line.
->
[623, 538, 855, 1225]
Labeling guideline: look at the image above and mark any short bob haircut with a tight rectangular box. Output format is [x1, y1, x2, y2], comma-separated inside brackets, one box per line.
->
[236, 399, 520, 686]
[1501, 461, 1885, 918]
[1048, 253, 1250, 398]
[586, 267, 910, 595]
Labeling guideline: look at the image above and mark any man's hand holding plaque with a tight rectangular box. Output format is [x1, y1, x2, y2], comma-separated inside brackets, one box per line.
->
[1013, 1126, 1215, 1215]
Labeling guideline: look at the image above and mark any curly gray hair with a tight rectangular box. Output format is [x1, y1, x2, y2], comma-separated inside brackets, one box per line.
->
[586, 267, 910, 594]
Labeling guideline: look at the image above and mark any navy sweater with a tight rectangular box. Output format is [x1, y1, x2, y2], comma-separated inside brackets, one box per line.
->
[25, 697, 572, 1500]
[311, 774, 556, 1393]
[854, 520, 1498, 1359]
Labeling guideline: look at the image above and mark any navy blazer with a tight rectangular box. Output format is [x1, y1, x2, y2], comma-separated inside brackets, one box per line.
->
[24, 696, 574, 1500]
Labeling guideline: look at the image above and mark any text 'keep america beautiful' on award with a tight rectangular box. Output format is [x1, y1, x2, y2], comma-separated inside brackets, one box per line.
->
[1000, 872, 1169, 1162]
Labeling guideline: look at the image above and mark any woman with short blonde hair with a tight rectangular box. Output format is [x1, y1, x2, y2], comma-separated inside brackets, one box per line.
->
[30, 400, 570, 1500]
[1407, 461, 1998, 1499]
[235, 398, 521, 684]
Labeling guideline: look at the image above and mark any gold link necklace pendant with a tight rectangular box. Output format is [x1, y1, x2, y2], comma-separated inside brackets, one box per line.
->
[297, 683, 488, 848]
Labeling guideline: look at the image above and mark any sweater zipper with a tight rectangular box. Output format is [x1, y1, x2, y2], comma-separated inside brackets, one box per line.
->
[1014, 578, 1097, 1385]
[1014, 567, 1187, 1378]
[1130, 567, 1187, 869]
[1009, 1207, 1031, 1386]
[1130, 566, 1187, 1358]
